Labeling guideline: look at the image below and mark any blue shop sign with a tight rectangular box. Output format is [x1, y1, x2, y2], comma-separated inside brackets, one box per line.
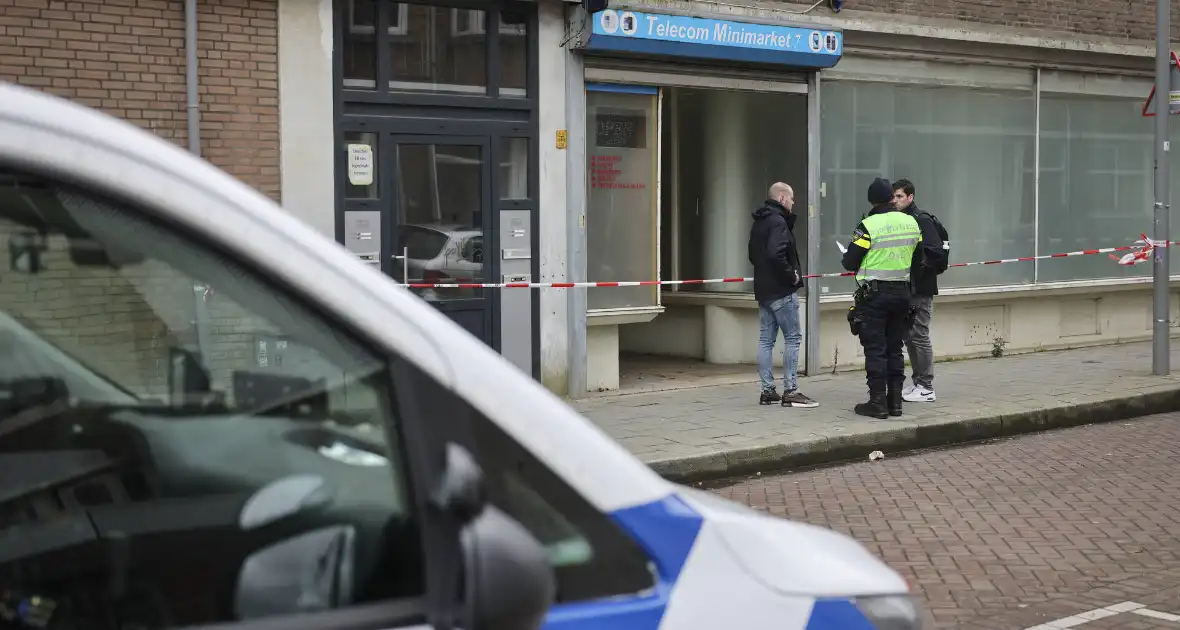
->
[582, 10, 842, 69]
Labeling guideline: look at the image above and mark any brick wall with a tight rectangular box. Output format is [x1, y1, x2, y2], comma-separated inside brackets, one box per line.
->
[0, 0, 281, 200]
[840, 0, 1180, 42]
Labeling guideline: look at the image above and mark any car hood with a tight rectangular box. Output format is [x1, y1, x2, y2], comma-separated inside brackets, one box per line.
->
[676, 486, 909, 598]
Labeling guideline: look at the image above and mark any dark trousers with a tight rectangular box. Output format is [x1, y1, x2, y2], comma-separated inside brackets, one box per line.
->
[857, 282, 911, 394]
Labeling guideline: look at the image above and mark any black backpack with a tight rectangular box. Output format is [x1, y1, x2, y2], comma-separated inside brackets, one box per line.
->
[916, 210, 950, 275]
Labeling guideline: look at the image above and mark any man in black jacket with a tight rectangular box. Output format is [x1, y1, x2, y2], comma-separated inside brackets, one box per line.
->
[748, 182, 818, 408]
[892, 179, 945, 403]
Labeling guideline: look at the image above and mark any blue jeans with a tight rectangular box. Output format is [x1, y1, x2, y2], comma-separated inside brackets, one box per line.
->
[757, 294, 802, 393]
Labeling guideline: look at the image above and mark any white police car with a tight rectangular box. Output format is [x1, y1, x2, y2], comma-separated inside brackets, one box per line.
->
[0, 82, 921, 630]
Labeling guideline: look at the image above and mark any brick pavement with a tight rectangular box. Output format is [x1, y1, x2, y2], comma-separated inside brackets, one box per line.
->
[572, 341, 1180, 481]
[709, 414, 1180, 629]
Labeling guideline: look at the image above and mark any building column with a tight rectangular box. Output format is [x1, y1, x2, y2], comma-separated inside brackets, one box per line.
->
[278, 0, 335, 239]
[537, 0, 572, 394]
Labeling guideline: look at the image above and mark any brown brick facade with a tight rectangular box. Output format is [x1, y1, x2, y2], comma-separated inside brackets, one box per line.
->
[841, 0, 1180, 42]
[0, 0, 281, 201]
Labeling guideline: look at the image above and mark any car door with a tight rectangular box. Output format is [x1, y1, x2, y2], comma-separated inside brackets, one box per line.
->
[2, 81, 669, 630]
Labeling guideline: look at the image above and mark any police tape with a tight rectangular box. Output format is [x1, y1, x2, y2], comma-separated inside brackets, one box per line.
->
[402, 239, 1172, 289]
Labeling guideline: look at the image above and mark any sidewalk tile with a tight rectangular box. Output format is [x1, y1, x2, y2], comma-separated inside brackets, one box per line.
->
[571, 341, 1180, 481]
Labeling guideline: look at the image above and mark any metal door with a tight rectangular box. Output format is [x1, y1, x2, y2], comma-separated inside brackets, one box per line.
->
[386, 135, 496, 347]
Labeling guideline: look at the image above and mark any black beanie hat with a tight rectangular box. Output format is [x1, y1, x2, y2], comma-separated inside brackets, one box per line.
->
[867, 177, 893, 205]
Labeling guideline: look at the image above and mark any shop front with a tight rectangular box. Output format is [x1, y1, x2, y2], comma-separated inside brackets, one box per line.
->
[567, 8, 842, 391]
[552, 0, 1180, 396]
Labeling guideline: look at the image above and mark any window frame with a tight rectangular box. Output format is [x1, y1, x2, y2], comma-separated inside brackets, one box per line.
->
[469, 410, 657, 603]
[348, 0, 407, 36]
[584, 85, 663, 313]
[336, 0, 537, 107]
[389, 359, 657, 604]
[0, 162, 464, 630]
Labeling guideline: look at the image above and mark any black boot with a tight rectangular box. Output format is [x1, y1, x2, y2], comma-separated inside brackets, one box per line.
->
[887, 386, 903, 417]
[759, 388, 781, 405]
[854, 391, 888, 420]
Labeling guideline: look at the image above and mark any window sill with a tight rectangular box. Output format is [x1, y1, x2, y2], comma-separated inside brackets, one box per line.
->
[816, 274, 1180, 310]
[587, 306, 665, 326]
[661, 291, 811, 309]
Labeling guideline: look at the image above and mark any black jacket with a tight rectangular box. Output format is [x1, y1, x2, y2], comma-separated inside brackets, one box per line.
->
[905, 203, 945, 297]
[748, 199, 803, 303]
[841, 204, 923, 279]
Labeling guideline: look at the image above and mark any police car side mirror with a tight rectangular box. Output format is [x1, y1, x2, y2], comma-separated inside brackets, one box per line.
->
[461, 505, 556, 630]
[437, 443, 555, 630]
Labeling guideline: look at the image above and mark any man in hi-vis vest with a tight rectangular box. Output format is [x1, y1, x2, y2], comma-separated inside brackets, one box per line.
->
[840, 178, 922, 420]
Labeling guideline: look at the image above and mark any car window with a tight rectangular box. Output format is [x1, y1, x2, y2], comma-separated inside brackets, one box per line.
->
[396, 364, 656, 604]
[460, 237, 483, 264]
[0, 170, 426, 627]
[398, 226, 449, 260]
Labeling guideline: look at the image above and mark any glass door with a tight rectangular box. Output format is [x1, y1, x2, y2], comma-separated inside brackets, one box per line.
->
[387, 135, 494, 344]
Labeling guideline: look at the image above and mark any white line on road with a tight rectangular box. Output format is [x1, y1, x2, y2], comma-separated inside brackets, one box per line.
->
[1023, 601, 1180, 629]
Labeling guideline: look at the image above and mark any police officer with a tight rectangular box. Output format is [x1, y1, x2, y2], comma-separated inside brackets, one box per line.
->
[841, 177, 922, 419]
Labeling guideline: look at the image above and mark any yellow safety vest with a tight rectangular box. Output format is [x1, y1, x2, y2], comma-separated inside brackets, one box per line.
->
[854, 211, 921, 282]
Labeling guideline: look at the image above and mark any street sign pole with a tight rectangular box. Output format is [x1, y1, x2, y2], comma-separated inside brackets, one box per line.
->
[1152, 0, 1171, 375]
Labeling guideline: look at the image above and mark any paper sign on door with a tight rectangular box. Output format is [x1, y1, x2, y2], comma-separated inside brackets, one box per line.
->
[347, 144, 374, 186]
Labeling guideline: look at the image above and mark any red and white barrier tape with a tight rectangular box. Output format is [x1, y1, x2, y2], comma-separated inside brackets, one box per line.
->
[404, 239, 1174, 289]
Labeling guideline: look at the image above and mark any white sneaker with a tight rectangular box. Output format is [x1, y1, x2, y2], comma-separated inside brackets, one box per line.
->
[902, 386, 935, 402]
[902, 383, 915, 396]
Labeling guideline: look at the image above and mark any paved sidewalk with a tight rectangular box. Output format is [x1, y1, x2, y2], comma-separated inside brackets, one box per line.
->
[571, 341, 1180, 482]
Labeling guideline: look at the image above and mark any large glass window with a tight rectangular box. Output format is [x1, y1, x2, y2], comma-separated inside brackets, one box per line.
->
[586, 87, 659, 311]
[1038, 95, 1155, 283]
[390, 4, 487, 94]
[1039, 93, 1180, 281]
[819, 81, 1036, 294]
[339, 0, 532, 99]
[663, 87, 809, 293]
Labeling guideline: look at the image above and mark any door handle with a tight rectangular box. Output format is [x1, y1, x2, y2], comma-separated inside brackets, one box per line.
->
[391, 247, 408, 284]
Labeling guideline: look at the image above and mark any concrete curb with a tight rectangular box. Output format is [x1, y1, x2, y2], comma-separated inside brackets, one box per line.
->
[644, 386, 1180, 484]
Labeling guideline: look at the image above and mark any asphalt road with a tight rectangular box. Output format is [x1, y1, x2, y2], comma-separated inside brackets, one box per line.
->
[708, 412, 1180, 629]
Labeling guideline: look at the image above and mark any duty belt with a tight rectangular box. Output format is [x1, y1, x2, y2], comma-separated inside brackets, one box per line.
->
[866, 279, 910, 290]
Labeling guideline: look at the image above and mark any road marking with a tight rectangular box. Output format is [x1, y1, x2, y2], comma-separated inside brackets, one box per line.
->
[1107, 602, 1148, 613]
[1134, 608, 1180, 622]
[1023, 602, 1180, 629]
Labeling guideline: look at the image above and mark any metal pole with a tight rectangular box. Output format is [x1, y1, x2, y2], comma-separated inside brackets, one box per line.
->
[403, 246, 408, 285]
[1153, 0, 1171, 375]
[184, 0, 211, 363]
[184, 0, 200, 157]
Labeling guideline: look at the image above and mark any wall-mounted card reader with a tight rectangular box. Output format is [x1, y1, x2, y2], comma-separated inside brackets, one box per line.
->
[499, 210, 533, 375]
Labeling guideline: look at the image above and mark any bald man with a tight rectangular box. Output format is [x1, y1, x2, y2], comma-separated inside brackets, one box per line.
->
[748, 183, 817, 408]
